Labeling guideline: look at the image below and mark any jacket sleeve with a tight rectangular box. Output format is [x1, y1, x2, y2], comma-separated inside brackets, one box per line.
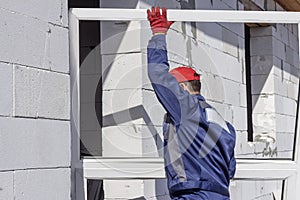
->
[228, 155, 236, 179]
[147, 35, 199, 126]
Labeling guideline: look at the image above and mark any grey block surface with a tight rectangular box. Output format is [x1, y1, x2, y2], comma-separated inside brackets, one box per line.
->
[14, 168, 71, 200]
[15, 65, 70, 120]
[0, 117, 70, 170]
[0, 172, 14, 200]
[0, 0, 68, 26]
[0, 9, 69, 72]
[0, 62, 13, 116]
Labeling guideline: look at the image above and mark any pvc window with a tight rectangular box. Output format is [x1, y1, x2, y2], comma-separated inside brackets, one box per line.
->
[69, 8, 300, 200]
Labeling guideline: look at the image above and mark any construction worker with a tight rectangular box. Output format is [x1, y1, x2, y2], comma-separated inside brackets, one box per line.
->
[147, 7, 236, 200]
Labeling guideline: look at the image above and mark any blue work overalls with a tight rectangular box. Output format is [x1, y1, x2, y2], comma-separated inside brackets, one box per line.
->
[147, 34, 236, 200]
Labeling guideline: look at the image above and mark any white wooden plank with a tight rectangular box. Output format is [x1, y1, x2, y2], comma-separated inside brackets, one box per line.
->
[70, 8, 300, 23]
[81, 158, 297, 180]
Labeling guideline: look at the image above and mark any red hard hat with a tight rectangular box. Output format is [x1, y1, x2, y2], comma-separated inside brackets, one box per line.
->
[169, 66, 200, 83]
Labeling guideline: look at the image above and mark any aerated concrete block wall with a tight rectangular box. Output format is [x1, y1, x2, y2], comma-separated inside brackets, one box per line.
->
[0, 1, 71, 199]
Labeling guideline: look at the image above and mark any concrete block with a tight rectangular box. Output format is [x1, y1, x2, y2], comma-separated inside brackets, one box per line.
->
[273, 39, 285, 61]
[252, 113, 276, 134]
[276, 132, 294, 153]
[0, 63, 13, 116]
[288, 31, 298, 53]
[292, 53, 299, 72]
[272, 56, 282, 77]
[80, 130, 102, 156]
[292, 24, 298, 36]
[102, 89, 142, 118]
[222, 28, 238, 57]
[283, 62, 291, 80]
[274, 76, 288, 97]
[238, 1, 244, 10]
[102, 53, 143, 90]
[223, 79, 241, 106]
[0, 10, 48, 68]
[142, 89, 166, 126]
[139, 0, 180, 9]
[251, 74, 275, 95]
[239, 84, 247, 108]
[38, 71, 70, 119]
[265, 0, 276, 11]
[211, 0, 232, 10]
[141, 125, 163, 157]
[0, 0, 68, 26]
[280, 26, 289, 45]
[166, 30, 188, 65]
[0, 117, 70, 170]
[80, 102, 101, 131]
[0, 172, 13, 200]
[222, 0, 237, 9]
[104, 180, 144, 199]
[189, 39, 217, 75]
[276, 114, 296, 133]
[209, 47, 243, 83]
[14, 65, 42, 117]
[250, 26, 273, 37]
[195, 0, 213, 9]
[207, 101, 227, 121]
[285, 45, 294, 66]
[101, 0, 139, 8]
[250, 55, 273, 76]
[250, 36, 273, 56]
[275, 95, 297, 116]
[252, 94, 275, 114]
[14, 65, 70, 119]
[102, 125, 143, 157]
[101, 21, 141, 55]
[232, 106, 247, 131]
[14, 168, 71, 200]
[238, 36, 245, 63]
[141, 52, 153, 91]
[287, 82, 298, 100]
[234, 130, 256, 157]
[197, 22, 223, 51]
[220, 23, 244, 38]
[48, 24, 69, 73]
[252, 0, 265, 10]
[201, 72, 225, 103]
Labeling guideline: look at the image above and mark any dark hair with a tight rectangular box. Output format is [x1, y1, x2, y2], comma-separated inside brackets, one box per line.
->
[182, 80, 201, 93]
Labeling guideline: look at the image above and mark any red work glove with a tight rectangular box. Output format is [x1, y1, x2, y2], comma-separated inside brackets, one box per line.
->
[147, 6, 174, 35]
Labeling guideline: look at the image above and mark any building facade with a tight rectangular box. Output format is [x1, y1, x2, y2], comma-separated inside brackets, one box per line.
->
[0, 0, 299, 199]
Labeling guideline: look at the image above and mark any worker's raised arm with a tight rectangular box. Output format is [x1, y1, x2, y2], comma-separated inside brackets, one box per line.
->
[147, 7, 199, 125]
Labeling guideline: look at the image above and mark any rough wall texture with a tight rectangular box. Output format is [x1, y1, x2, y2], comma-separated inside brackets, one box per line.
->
[0, 0, 71, 199]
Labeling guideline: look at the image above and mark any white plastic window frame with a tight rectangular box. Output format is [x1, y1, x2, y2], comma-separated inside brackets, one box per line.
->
[69, 8, 300, 200]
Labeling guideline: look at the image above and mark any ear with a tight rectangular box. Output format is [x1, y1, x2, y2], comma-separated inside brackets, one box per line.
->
[179, 83, 187, 90]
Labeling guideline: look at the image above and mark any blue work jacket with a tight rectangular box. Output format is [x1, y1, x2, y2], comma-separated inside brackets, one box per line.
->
[147, 35, 236, 200]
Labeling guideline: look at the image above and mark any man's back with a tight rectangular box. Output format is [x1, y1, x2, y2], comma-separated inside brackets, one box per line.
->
[147, 24, 236, 199]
